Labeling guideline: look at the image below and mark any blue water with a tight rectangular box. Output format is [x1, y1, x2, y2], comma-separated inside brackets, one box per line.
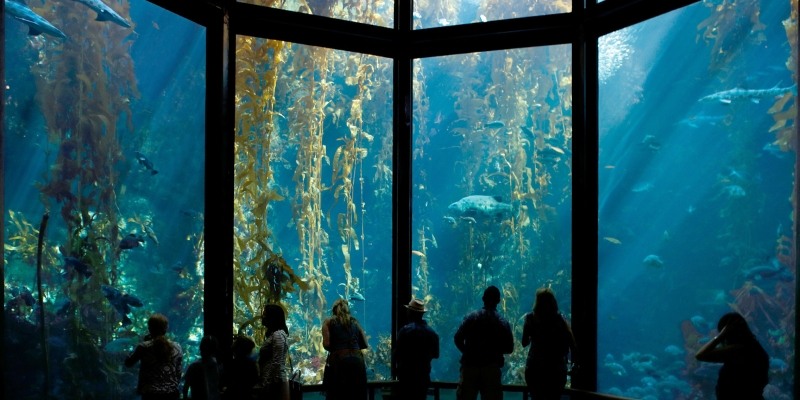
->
[3, 0, 796, 399]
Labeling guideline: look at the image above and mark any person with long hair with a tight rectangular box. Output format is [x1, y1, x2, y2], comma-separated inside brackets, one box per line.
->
[322, 298, 369, 400]
[520, 287, 577, 400]
[126, 313, 183, 400]
[695, 312, 769, 399]
[258, 304, 290, 400]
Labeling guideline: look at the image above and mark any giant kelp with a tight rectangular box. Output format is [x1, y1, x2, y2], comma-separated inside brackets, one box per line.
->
[17, 0, 141, 397]
[233, 18, 392, 379]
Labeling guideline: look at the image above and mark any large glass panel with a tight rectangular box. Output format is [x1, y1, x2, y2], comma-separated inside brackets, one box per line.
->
[598, 1, 796, 398]
[237, 0, 394, 28]
[414, 0, 571, 29]
[3, 1, 206, 398]
[233, 38, 393, 384]
[413, 45, 573, 383]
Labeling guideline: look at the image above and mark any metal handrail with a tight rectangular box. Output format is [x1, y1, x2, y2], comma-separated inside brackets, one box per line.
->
[276, 380, 636, 400]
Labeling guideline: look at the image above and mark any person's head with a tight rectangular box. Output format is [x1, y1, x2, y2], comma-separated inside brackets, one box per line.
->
[232, 335, 256, 359]
[482, 286, 501, 309]
[717, 312, 754, 343]
[404, 298, 427, 320]
[199, 335, 218, 359]
[262, 304, 289, 334]
[148, 313, 169, 337]
[331, 298, 354, 327]
[533, 287, 559, 316]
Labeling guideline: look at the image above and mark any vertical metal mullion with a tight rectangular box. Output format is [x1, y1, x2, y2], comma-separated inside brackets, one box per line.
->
[392, 0, 413, 382]
[205, 0, 235, 363]
[571, 6, 599, 392]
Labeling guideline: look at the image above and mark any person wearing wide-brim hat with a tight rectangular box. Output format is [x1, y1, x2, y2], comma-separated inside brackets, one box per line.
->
[395, 298, 440, 400]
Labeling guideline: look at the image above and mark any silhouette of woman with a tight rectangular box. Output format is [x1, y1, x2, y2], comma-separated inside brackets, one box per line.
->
[695, 312, 769, 400]
[520, 287, 577, 400]
[322, 298, 368, 400]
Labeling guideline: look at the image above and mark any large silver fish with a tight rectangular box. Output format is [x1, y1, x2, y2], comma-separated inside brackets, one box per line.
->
[71, 0, 131, 28]
[447, 195, 512, 220]
[5, 0, 66, 39]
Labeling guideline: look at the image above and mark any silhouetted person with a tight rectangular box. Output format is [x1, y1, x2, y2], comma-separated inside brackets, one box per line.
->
[322, 298, 369, 400]
[125, 313, 183, 400]
[395, 298, 440, 400]
[454, 286, 514, 400]
[183, 336, 221, 400]
[221, 335, 259, 400]
[259, 304, 290, 400]
[695, 312, 769, 400]
[521, 287, 577, 400]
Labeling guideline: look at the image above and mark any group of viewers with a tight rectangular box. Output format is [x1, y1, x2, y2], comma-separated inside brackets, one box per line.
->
[125, 286, 770, 400]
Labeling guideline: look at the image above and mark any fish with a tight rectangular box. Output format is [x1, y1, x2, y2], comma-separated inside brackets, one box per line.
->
[483, 120, 505, 129]
[742, 258, 794, 282]
[642, 254, 664, 268]
[5, 0, 67, 39]
[101, 285, 143, 326]
[119, 233, 146, 250]
[134, 151, 158, 175]
[349, 292, 365, 302]
[447, 195, 513, 221]
[63, 255, 93, 278]
[70, 0, 132, 28]
[699, 83, 797, 104]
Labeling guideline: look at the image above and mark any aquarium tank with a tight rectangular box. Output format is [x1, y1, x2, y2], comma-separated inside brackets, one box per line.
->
[3, 0, 797, 399]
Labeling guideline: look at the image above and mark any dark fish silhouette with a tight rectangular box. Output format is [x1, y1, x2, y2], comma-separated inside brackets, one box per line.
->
[5, 0, 67, 39]
[101, 285, 143, 326]
[71, 0, 132, 28]
[134, 151, 158, 175]
[119, 233, 146, 250]
[63, 255, 93, 278]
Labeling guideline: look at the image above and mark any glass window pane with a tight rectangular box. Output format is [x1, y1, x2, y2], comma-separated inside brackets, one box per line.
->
[413, 44, 573, 383]
[237, 0, 394, 28]
[4, 2, 206, 397]
[598, 2, 796, 398]
[233, 37, 394, 384]
[413, 0, 571, 29]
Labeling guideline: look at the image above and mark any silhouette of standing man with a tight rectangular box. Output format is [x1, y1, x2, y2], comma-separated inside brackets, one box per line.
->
[454, 286, 514, 400]
[395, 298, 440, 400]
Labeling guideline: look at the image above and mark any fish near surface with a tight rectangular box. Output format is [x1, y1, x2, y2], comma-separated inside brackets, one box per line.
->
[448, 195, 513, 221]
[70, 0, 132, 28]
[5, 0, 67, 39]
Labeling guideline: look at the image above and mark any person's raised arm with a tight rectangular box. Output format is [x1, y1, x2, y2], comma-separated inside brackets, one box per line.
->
[695, 324, 736, 363]
[501, 320, 514, 355]
[432, 331, 440, 359]
[521, 314, 532, 348]
[322, 319, 332, 351]
[356, 320, 368, 350]
[124, 344, 143, 367]
[453, 319, 467, 354]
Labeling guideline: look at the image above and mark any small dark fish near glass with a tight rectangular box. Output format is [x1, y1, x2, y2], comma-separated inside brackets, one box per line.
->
[135, 151, 158, 175]
[63, 255, 93, 278]
[119, 233, 146, 250]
